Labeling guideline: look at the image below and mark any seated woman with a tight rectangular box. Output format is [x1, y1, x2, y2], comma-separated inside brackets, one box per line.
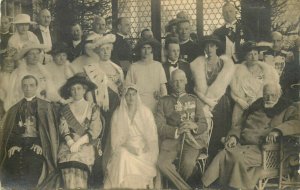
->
[104, 84, 159, 189]
[58, 74, 102, 189]
[230, 41, 279, 126]
[190, 35, 235, 158]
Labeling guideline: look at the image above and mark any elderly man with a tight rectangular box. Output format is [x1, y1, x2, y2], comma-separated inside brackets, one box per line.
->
[92, 15, 107, 36]
[202, 83, 300, 189]
[111, 17, 132, 73]
[177, 18, 200, 63]
[0, 16, 12, 51]
[0, 75, 59, 190]
[156, 69, 208, 189]
[213, 2, 253, 63]
[32, 9, 54, 52]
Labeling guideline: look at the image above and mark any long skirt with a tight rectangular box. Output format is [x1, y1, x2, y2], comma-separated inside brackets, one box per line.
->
[104, 147, 156, 189]
[202, 145, 262, 189]
[61, 168, 88, 189]
[208, 92, 233, 159]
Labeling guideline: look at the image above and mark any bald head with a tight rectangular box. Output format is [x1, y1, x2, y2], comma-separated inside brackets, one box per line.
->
[93, 15, 106, 34]
[38, 9, 51, 27]
[271, 31, 283, 51]
[263, 83, 281, 108]
[222, 3, 236, 23]
[171, 69, 187, 94]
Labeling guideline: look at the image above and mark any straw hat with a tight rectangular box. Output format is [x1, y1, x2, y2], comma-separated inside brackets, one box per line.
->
[14, 42, 47, 60]
[12, 14, 36, 24]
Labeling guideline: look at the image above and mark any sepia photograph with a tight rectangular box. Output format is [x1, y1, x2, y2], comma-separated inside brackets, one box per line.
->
[0, 0, 299, 189]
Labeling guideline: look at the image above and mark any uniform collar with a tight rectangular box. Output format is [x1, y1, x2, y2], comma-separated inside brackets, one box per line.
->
[171, 92, 186, 98]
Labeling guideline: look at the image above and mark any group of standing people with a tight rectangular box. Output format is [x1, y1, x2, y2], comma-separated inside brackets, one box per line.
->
[0, 1, 300, 189]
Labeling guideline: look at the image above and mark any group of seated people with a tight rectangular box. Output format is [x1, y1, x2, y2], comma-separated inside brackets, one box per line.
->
[0, 2, 300, 190]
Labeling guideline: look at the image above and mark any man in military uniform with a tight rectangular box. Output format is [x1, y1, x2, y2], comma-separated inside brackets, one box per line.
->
[155, 69, 208, 189]
[263, 31, 294, 98]
[0, 75, 59, 189]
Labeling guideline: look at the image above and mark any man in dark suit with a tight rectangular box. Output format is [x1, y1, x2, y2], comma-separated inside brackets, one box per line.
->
[32, 9, 54, 53]
[163, 37, 193, 94]
[65, 23, 85, 62]
[0, 16, 12, 51]
[177, 19, 200, 63]
[213, 2, 253, 63]
[155, 69, 207, 189]
[111, 17, 133, 73]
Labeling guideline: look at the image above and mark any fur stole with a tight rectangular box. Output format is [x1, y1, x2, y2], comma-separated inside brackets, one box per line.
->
[230, 61, 279, 101]
[190, 55, 235, 100]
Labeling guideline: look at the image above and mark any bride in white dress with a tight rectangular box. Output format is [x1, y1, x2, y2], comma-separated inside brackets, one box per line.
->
[104, 83, 159, 189]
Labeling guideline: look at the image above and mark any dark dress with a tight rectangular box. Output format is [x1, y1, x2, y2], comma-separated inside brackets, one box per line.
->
[206, 61, 233, 159]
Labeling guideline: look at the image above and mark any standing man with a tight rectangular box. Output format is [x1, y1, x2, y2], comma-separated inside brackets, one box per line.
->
[163, 37, 193, 94]
[263, 31, 294, 99]
[65, 22, 85, 62]
[0, 16, 12, 51]
[177, 18, 200, 63]
[111, 17, 133, 73]
[92, 15, 107, 36]
[155, 69, 208, 189]
[32, 9, 54, 52]
[0, 75, 59, 189]
[213, 2, 253, 63]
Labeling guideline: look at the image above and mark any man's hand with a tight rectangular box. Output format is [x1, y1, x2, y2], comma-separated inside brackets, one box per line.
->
[177, 127, 190, 135]
[31, 144, 42, 155]
[225, 136, 237, 149]
[8, 146, 22, 158]
[180, 120, 198, 130]
[70, 141, 81, 153]
[266, 131, 280, 144]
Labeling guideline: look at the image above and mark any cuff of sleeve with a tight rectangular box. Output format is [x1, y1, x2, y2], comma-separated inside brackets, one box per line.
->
[85, 131, 93, 143]
[174, 129, 180, 139]
[272, 128, 283, 136]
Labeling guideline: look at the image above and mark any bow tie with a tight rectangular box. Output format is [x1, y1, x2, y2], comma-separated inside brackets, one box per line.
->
[167, 62, 178, 68]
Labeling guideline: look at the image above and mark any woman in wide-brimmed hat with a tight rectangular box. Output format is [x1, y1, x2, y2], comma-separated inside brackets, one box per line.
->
[230, 41, 279, 126]
[190, 34, 235, 158]
[8, 14, 40, 51]
[11, 42, 58, 104]
[58, 74, 102, 189]
[126, 37, 167, 112]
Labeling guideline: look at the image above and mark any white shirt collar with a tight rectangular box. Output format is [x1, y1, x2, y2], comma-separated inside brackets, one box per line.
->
[168, 59, 178, 65]
[25, 96, 36, 101]
[180, 39, 190, 45]
[73, 40, 81, 47]
[39, 25, 50, 32]
[117, 32, 128, 39]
